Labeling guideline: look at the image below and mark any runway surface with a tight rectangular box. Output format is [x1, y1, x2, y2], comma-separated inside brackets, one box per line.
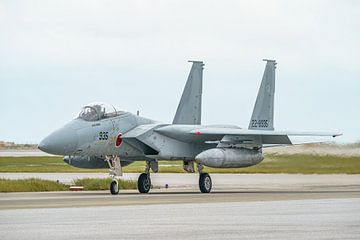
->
[2, 172, 360, 189]
[0, 192, 359, 240]
[1, 174, 360, 239]
[1, 187, 360, 209]
[0, 150, 53, 157]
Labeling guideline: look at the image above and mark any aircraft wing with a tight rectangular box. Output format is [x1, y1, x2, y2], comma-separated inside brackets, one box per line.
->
[190, 128, 341, 137]
[189, 127, 342, 145]
[155, 125, 341, 146]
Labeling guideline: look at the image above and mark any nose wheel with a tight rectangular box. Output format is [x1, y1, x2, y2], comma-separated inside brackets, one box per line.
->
[110, 180, 119, 195]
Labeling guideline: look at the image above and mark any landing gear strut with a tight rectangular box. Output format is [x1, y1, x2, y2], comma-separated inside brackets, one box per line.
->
[197, 162, 212, 193]
[137, 160, 157, 193]
[106, 155, 122, 195]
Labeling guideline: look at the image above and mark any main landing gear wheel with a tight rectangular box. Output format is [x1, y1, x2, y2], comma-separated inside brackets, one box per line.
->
[199, 173, 212, 193]
[138, 173, 151, 193]
[110, 180, 119, 195]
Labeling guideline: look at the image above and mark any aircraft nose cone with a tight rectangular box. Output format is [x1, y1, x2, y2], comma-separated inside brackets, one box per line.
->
[38, 127, 79, 155]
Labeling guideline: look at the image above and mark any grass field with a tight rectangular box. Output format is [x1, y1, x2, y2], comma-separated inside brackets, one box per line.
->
[1, 154, 359, 192]
[74, 178, 137, 190]
[0, 157, 104, 173]
[0, 178, 68, 192]
[0, 178, 137, 192]
[0, 154, 359, 174]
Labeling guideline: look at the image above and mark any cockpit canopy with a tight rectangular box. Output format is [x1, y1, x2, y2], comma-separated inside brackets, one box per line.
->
[78, 102, 124, 121]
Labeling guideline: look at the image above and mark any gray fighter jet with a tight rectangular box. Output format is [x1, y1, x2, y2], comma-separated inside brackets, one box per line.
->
[39, 60, 341, 194]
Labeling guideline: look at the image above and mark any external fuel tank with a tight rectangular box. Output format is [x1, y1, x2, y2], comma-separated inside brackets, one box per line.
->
[195, 148, 264, 168]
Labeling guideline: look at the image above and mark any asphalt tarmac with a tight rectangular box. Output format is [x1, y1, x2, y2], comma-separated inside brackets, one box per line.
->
[0, 187, 359, 209]
[0, 191, 359, 240]
[0, 150, 52, 157]
[2, 172, 360, 188]
[1, 175, 360, 239]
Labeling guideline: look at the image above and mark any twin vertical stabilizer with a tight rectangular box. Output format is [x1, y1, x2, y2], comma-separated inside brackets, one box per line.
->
[248, 59, 276, 130]
[173, 59, 276, 130]
[173, 61, 204, 125]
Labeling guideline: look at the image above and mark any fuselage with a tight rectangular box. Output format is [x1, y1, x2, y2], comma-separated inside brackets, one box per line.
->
[38, 108, 219, 162]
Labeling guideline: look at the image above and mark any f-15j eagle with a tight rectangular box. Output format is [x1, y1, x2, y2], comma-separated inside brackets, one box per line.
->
[39, 60, 341, 194]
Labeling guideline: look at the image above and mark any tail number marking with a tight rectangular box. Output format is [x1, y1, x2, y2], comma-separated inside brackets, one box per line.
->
[251, 120, 268, 128]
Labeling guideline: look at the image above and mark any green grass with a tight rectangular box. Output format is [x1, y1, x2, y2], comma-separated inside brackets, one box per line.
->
[0, 178, 68, 192]
[0, 156, 106, 173]
[0, 154, 359, 192]
[0, 154, 359, 174]
[0, 178, 137, 192]
[203, 154, 360, 174]
[85, 154, 360, 174]
[74, 178, 137, 190]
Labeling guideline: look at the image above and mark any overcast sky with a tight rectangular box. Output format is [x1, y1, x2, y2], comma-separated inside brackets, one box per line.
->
[0, 0, 359, 143]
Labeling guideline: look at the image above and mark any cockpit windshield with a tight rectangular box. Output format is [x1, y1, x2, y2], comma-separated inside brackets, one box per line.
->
[78, 102, 124, 121]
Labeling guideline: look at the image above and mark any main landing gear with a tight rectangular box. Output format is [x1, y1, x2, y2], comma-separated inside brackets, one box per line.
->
[137, 173, 151, 193]
[183, 160, 212, 193]
[106, 157, 212, 194]
[106, 156, 158, 195]
[137, 160, 158, 194]
[199, 173, 212, 193]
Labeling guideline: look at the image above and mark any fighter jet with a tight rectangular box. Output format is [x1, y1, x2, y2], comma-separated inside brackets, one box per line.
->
[39, 60, 341, 194]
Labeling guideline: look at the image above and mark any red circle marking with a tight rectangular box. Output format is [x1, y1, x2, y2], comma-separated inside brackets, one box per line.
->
[115, 133, 123, 148]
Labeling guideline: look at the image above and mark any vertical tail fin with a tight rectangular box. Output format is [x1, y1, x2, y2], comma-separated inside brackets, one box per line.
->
[248, 59, 277, 130]
[173, 61, 204, 125]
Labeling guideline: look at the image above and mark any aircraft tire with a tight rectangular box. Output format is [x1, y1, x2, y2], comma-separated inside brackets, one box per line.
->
[138, 173, 151, 193]
[199, 173, 212, 193]
[110, 180, 119, 195]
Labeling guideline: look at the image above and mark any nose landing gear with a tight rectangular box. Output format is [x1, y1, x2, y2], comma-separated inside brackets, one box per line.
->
[106, 155, 122, 195]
